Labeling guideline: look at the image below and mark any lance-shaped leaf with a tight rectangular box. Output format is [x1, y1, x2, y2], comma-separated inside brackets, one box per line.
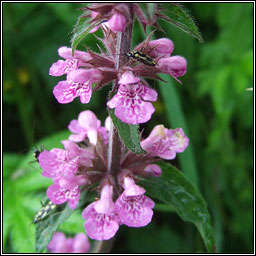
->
[108, 109, 145, 154]
[35, 188, 96, 253]
[139, 161, 215, 253]
[157, 3, 203, 43]
[71, 14, 103, 54]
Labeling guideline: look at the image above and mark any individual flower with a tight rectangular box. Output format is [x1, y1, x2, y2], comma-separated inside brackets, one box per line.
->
[115, 176, 155, 227]
[82, 184, 120, 240]
[47, 175, 86, 209]
[158, 56, 187, 83]
[141, 125, 189, 160]
[53, 69, 103, 104]
[107, 71, 157, 124]
[38, 148, 79, 178]
[148, 38, 174, 58]
[49, 46, 92, 77]
[87, 4, 129, 33]
[61, 140, 94, 167]
[68, 110, 109, 145]
[48, 232, 90, 253]
[108, 12, 127, 32]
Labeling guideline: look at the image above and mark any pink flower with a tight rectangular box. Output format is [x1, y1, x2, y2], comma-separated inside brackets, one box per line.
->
[38, 149, 79, 178]
[49, 46, 92, 76]
[68, 110, 109, 145]
[144, 164, 162, 177]
[158, 56, 187, 83]
[72, 233, 91, 253]
[149, 38, 174, 58]
[108, 12, 127, 32]
[82, 185, 120, 240]
[89, 11, 127, 33]
[61, 140, 94, 167]
[53, 69, 103, 104]
[47, 176, 86, 209]
[141, 125, 189, 160]
[107, 71, 157, 124]
[48, 232, 90, 253]
[115, 176, 155, 227]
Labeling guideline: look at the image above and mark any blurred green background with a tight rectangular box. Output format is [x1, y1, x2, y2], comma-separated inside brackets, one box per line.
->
[3, 3, 253, 253]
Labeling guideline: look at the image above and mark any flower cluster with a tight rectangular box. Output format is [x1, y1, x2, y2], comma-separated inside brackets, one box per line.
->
[38, 110, 189, 240]
[48, 232, 90, 253]
[49, 5, 187, 125]
[38, 3, 190, 244]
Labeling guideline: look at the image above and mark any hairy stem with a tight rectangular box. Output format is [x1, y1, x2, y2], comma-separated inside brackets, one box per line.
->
[95, 5, 133, 253]
[91, 237, 116, 253]
[107, 4, 133, 176]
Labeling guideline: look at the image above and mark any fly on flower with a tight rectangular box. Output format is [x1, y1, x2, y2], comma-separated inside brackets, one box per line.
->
[33, 145, 45, 163]
[33, 200, 57, 224]
[126, 50, 157, 66]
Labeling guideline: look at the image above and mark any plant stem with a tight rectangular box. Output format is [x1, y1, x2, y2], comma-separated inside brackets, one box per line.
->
[107, 4, 133, 176]
[91, 237, 115, 253]
[94, 4, 133, 254]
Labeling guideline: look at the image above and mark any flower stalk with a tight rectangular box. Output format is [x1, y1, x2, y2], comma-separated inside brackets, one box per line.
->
[108, 3, 133, 177]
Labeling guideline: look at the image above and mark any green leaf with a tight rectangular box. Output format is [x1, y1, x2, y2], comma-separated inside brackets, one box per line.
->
[139, 161, 215, 253]
[35, 203, 74, 253]
[35, 187, 96, 253]
[108, 109, 145, 154]
[158, 3, 203, 43]
[71, 14, 102, 54]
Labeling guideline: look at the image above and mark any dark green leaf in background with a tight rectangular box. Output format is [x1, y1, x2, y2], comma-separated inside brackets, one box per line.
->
[140, 161, 215, 253]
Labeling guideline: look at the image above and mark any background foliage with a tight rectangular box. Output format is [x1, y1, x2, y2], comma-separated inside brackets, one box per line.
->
[3, 3, 253, 253]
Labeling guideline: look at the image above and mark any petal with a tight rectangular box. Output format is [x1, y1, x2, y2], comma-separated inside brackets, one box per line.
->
[108, 13, 127, 32]
[115, 194, 154, 227]
[149, 38, 174, 57]
[82, 202, 120, 240]
[58, 46, 92, 62]
[158, 56, 187, 78]
[79, 86, 92, 104]
[114, 101, 155, 124]
[68, 120, 83, 134]
[68, 133, 87, 143]
[72, 233, 90, 253]
[138, 84, 158, 102]
[78, 110, 98, 130]
[123, 177, 145, 196]
[119, 71, 140, 85]
[47, 184, 67, 204]
[107, 94, 124, 108]
[84, 216, 119, 240]
[68, 196, 80, 210]
[48, 232, 67, 253]
[49, 60, 68, 76]
[67, 69, 102, 84]
[53, 81, 76, 104]
[140, 125, 165, 150]
[38, 150, 63, 178]
[94, 185, 115, 214]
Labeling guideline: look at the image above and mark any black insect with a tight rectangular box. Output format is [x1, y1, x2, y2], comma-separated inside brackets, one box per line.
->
[33, 145, 44, 163]
[126, 50, 157, 66]
[33, 201, 57, 224]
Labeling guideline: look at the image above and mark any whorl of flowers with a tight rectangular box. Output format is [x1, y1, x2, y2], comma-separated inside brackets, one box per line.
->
[38, 3, 189, 242]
